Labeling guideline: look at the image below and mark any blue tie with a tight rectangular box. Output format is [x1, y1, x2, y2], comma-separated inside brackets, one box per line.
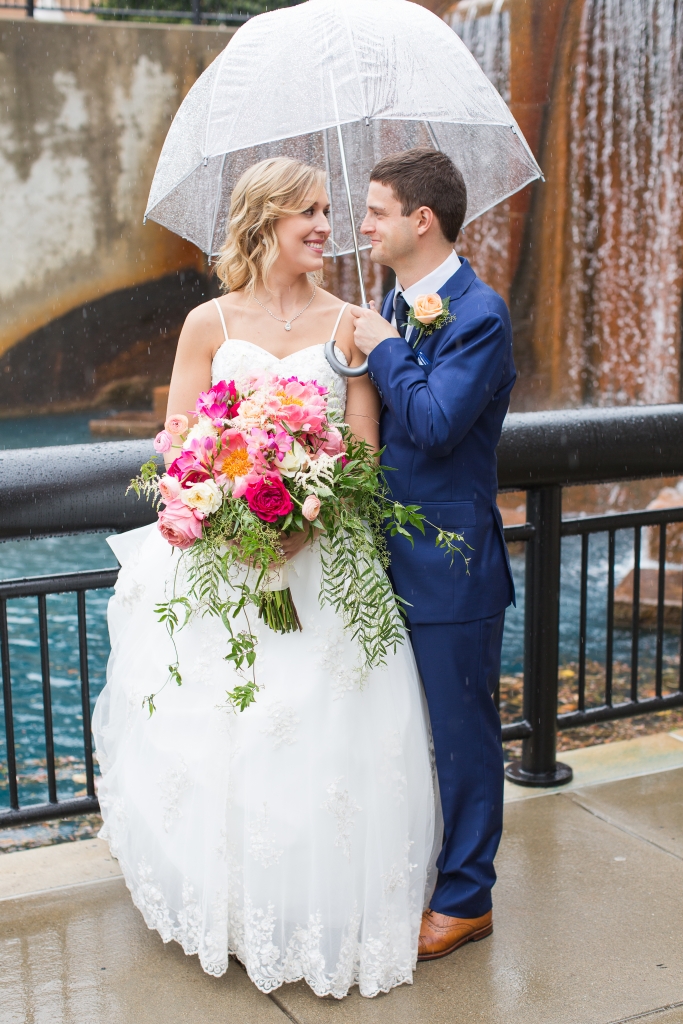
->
[394, 293, 410, 338]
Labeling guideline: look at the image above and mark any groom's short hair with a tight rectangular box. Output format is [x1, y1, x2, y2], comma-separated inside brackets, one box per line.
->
[369, 148, 467, 243]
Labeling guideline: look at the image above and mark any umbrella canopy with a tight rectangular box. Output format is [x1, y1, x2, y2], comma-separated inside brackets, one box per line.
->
[145, 0, 542, 260]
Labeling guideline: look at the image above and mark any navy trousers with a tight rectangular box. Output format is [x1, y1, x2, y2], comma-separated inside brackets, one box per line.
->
[409, 612, 506, 919]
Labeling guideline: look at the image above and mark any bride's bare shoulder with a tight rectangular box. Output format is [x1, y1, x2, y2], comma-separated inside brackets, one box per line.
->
[179, 295, 242, 355]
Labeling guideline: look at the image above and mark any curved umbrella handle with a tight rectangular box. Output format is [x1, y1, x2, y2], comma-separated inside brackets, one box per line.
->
[324, 340, 369, 378]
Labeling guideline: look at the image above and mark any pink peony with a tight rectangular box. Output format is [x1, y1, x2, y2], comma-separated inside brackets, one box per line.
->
[158, 498, 204, 549]
[158, 474, 182, 502]
[165, 414, 189, 435]
[275, 378, 327, 433]
[245, 474, 293, 523]
[214, 430, 253, 484]
[302, 494, 321, 521]
[154, 430, 173, 454]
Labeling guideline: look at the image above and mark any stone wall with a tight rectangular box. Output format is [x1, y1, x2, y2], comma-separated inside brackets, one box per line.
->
[0, 18, 233, 414]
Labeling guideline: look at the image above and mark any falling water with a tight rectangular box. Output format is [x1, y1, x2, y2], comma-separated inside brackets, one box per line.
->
[565, 0, 683, 405]
[449, 1, 512, 299]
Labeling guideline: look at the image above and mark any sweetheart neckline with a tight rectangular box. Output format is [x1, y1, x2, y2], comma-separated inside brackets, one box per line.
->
[212, 338, 337, 365]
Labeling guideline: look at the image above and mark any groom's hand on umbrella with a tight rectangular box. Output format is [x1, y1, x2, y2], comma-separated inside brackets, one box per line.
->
[350, 302, 400, 356]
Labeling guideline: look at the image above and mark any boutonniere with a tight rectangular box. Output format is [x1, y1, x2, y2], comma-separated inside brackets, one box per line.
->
[406, 294, 456, 348]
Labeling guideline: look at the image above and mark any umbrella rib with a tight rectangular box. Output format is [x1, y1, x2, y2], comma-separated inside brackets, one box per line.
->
[209, 152, 228, 258]
[338, 1, 369, 120]
[204, 47, 230, 160]
[462, 171, 542, 228]
[145, 159, 206, 220]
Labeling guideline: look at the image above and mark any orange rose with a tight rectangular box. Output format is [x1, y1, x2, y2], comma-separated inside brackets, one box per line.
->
[412, 294, 444, 325]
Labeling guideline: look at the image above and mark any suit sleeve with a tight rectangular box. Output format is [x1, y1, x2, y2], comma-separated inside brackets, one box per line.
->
[367, 312, 508, 458]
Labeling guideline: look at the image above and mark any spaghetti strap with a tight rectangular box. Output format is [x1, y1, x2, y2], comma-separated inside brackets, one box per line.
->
[329, 302, 348, 341]
[213, 298, 229, 343]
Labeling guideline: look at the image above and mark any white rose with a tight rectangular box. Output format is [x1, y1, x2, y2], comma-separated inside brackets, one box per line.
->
[180, 479, 222, 515]
[279, 440, 308, 477]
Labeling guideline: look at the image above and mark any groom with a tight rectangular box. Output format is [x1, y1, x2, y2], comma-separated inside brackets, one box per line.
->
[351, 148, 516, 960]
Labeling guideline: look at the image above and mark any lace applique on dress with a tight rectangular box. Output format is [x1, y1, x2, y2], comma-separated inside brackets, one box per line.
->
[114, 577, 146, 609]
[261, 701, 300, 749]
[211, 338, 347, 423]
[158, 757, 190, 832]
[312, 621, 368, 699]
[323, 777, 360, 862]
[248, 803, 284, 867]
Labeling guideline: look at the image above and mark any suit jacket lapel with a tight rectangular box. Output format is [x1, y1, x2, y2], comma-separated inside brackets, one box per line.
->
[437, 258, 476, 303]
[381, 288, 395, 322]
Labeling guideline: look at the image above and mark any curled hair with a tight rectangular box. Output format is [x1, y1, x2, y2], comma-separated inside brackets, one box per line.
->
[215, 157, 327, 293]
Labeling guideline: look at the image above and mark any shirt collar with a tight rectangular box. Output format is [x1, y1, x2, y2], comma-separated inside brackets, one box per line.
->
[394, 250, 461, 309]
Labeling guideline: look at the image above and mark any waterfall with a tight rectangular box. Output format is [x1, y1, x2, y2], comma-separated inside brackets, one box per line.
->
[448, 1, 512, 300]
[565, 0, 683, 405]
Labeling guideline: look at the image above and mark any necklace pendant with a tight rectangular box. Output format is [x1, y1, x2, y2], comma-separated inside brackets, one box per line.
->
[284, 322, 292, 331]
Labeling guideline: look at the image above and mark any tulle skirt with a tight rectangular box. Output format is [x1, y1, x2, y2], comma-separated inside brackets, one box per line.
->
[93, 524, 437, 999]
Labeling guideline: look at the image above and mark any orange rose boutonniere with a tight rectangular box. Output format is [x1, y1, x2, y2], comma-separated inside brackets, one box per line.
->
[406, 293, 456, 348]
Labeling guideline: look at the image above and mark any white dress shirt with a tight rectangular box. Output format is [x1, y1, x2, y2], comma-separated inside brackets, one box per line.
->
[391, 249, 461, 343]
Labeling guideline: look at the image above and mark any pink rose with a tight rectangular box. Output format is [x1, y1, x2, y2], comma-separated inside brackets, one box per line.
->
[154, 430, 173, 454]
[165, 414, 189, 435]
[245, 474, 293, 523]
[158, 474, 181, 502]
[158, 497, 204, 549]
[320, 426, 345, 456]
[302, 494, 321, 521]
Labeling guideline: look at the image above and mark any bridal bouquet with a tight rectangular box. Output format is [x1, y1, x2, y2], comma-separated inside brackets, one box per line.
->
[130, 374, 470, 712]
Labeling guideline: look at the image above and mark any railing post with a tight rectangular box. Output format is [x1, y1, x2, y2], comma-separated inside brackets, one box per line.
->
[192, 0, 201, 24]
[26, 0, 34, 16]
[505, 485, 573, 787]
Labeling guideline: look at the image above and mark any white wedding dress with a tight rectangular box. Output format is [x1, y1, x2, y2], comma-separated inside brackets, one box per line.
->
[92, 310, 437, 1000]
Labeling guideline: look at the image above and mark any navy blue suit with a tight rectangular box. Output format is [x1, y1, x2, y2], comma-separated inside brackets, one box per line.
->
[367, 258, 515, 918]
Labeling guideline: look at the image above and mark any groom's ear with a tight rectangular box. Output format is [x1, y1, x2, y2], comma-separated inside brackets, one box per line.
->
[414, 206, 438, 237]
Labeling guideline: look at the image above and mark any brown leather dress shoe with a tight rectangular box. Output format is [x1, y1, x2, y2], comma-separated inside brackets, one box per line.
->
[417, 908, 493, 961]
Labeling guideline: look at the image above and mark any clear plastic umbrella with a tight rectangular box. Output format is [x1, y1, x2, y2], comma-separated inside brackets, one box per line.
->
[145, 0, 542, 374]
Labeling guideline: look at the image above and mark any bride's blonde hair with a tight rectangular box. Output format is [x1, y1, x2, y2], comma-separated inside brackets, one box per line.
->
[215, 157, 327, 294]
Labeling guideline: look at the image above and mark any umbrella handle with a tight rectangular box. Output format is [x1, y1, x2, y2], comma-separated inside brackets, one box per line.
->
[324, 340, 369, 377]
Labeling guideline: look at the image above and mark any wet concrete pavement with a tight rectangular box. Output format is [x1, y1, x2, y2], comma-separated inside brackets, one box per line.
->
[1, 740, 682, 1024]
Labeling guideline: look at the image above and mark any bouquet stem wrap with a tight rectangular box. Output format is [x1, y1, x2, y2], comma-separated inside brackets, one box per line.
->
[257, 565, 301, 633]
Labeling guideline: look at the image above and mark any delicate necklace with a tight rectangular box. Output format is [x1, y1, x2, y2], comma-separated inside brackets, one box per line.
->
[253, 286, 316, 331]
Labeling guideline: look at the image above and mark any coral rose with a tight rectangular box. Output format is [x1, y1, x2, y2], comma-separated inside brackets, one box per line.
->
[412, 293, 443, 325]
[158, 474, 181, 502]
[245, 475, 293, 523]
[153, 430, 173, 454]
[165, 414, 189, 436]
[302, 494, 321, 521]
[158, 498, 204, 549]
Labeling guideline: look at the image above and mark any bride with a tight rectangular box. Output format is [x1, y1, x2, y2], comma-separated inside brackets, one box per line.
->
[93, 157, 436, 1000]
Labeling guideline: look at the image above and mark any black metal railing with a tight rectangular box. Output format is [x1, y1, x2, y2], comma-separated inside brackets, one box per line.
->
[2, 404, 683, 827]
[1, 0, 293, 25]
[0, 569, 118, 826]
